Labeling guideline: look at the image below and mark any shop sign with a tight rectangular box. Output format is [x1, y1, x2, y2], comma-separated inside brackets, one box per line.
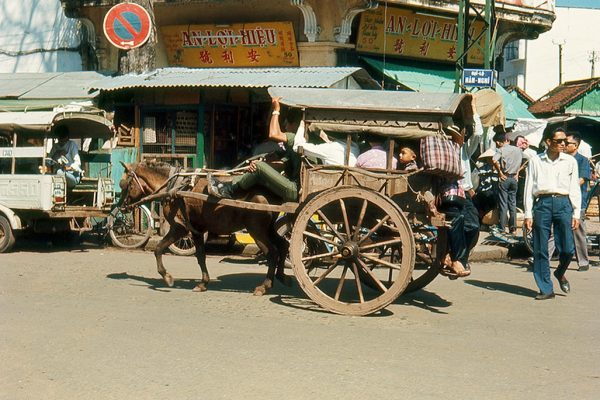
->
[161, 22, 299, 68]
[356, 7, 485, 64]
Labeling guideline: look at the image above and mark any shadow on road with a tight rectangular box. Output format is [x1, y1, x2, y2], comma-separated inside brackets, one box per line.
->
[395, 289, 452, 314]
[106, 271, 301, 295]
[464, 279, 538, 297]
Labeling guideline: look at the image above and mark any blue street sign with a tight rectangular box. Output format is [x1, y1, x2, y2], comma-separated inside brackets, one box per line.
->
[462, 69, 496, 88]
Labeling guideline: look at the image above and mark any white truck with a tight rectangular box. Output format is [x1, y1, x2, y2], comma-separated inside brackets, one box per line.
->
[0, 109, 115, 252]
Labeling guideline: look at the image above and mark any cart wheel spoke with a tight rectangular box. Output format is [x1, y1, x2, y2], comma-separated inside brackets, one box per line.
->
[361, 252, 403, 270]
[301, 250, 339, 263]
[334, 264, 349, 301]
[312, 261, 340, 286]
[316, 210, 346, 242]
[303, 229, 339, 248]
[352, 199, 369, 241]
[338, 199, 351, 237]
[356, 257, 388, 293]
[351, 262, 365, 303]
[357, 215, 391, 245]
[360, 237, 403, 251]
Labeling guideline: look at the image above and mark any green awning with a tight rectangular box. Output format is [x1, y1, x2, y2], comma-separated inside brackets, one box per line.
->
[361, 56, 535, 123]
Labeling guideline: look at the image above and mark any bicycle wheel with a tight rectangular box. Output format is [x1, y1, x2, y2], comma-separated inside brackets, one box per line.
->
[168, 232, 201, 256]
[109, 205, 153, 249]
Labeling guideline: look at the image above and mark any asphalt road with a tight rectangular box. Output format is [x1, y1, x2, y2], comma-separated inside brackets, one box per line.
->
[1, 244, 599, 400]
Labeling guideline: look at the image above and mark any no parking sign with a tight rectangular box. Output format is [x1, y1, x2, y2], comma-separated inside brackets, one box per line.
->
[103, 3, 152, 50]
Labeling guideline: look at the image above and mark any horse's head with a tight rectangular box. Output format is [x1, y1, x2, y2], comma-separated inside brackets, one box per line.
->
[118, 161, 154, 207]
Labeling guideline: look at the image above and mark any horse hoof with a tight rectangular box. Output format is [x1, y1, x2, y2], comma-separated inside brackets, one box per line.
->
[164, 273, 174, 287]
[253, 286, 266, 296]
[192, 283, 207, 292]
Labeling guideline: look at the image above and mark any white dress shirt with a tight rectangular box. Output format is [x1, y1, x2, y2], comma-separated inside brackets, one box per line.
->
[293, 127, 359, 166]
[523, 151, 581, 219]
[459, 113, 484, 191]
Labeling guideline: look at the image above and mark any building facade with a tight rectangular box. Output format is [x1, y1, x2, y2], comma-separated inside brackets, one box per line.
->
[57, 0, 556, 169]
[0, 0, 91, 73]
[499, 1, 600, 99]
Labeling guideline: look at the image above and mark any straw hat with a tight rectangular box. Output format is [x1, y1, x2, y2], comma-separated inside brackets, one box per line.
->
[478, 148, 496, 159]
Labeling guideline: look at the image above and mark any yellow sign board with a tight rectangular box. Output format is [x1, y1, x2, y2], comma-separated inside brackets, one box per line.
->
[357, 7, 485, 64]
[161, 22, 299, 68]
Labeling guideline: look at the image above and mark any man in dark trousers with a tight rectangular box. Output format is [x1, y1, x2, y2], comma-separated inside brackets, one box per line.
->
[493, 129, 522, 235]
[565, 132, 592, 271]
[524, 128, 580, 300]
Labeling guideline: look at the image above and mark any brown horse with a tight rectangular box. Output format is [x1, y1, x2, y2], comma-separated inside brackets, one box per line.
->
[119, 161, 290, 295]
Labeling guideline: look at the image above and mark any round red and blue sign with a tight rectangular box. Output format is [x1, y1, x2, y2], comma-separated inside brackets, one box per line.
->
[103, 3, 152, 50]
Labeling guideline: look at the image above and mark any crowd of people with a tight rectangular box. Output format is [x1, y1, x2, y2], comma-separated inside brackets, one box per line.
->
[206, 96, 597, 300]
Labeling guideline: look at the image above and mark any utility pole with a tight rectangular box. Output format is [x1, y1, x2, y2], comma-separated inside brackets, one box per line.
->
[454, 0, 496, 93]
[589, 51, 600, 78]
[553, 39, 565, 85]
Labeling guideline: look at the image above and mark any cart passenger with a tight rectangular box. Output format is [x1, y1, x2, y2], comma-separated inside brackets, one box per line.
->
[46, 126, 82, 189]
[398, 147, 417, 171]
[356, 134, 397, 169]
[207, 97, 356, 202]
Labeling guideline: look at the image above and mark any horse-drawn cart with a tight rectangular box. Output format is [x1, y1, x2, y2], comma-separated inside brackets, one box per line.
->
[122, 87, 473, 316]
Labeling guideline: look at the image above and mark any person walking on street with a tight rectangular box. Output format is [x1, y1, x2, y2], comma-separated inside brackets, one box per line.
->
[458, 98, 484, 271]
[565, 133, 592, 271]
[493, 130, 522, 235]
[524, 128, 581, 300]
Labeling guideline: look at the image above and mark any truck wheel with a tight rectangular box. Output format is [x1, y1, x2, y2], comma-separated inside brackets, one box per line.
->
[0, 215, 16, 253]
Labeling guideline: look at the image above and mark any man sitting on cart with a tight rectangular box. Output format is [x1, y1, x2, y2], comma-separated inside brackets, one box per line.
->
[207, 97, 358, 202]
[44, 126, 83, 189]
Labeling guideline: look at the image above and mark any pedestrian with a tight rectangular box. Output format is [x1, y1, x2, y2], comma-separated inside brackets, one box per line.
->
[564, 132, 592, 271]
[514, 135, 538, 160]
[458, 97, 484, 271]
[492, 129, 522, 235]
[524, 128, 581, 300]
[472, 148, 499, 222]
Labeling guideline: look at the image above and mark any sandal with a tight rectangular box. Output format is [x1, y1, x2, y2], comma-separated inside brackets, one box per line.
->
[440, 258, 471, 279]
[439, 266, 460, 280]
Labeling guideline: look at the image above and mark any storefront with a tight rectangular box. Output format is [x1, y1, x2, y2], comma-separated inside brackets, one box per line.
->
[95, 67, 379, 169]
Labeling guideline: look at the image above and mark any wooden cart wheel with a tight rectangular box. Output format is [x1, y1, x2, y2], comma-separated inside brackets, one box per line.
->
[290, 187, 415, 316]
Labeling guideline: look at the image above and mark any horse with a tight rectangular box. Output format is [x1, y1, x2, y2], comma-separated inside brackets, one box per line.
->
[118, 161, 291, 295]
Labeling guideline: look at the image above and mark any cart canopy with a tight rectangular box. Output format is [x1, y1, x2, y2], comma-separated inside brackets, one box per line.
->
[0, 106, 113, 139]
[268, 87, 472, 139]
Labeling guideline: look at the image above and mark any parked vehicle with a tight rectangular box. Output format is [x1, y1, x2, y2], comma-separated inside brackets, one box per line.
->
[0, 107, 116, 252]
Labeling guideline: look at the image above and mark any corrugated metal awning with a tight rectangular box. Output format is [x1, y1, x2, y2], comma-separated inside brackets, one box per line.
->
[91, 67, 380, 91]
[0, 71, 105, 99]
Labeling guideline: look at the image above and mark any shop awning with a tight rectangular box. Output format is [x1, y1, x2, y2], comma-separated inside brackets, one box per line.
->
[91, 67, 381, 92]
[0, 71, 106, 112]
[361, 56, 535, 123]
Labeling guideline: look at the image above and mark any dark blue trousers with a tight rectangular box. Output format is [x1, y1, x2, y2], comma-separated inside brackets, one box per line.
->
[532, 196, 574, 295]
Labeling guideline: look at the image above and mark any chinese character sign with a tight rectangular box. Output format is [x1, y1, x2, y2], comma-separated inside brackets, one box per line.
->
[161, 22, 299, 68]
[356, 7, 485, 64]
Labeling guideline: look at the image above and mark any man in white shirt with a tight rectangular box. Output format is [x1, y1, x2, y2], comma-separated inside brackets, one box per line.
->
[208, 97, 356, 201]
[458, 99, 484, 271]
[524, 128, 580, 300]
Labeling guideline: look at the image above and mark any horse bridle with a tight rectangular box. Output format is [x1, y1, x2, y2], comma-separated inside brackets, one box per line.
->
[121, 164, 147, 209]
